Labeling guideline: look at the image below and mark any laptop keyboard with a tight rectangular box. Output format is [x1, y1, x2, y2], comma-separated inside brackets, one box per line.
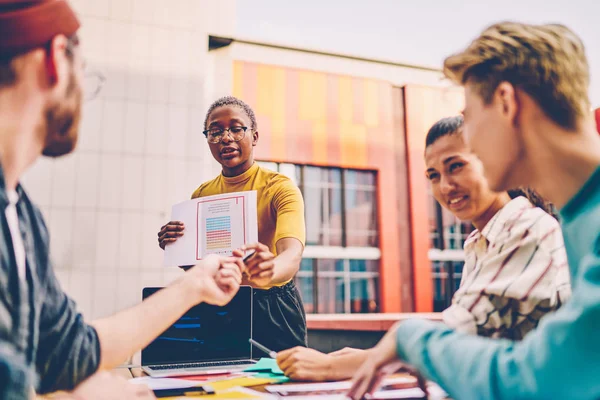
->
[150, 360, 252, 370]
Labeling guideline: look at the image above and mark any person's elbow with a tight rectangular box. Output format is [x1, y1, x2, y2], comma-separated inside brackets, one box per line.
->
[276, 238, 304, 270]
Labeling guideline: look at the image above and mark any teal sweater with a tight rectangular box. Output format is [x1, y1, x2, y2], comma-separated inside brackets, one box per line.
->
[396, 166, 600, 400]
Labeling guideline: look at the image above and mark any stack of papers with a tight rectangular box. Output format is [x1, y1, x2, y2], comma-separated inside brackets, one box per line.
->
[129, 360, 446, 399]
[129, 359, 288, 398]
[265, 377, 448, 399]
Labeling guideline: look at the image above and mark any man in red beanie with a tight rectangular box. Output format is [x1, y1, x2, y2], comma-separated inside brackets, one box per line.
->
[0, 1, 246, 399]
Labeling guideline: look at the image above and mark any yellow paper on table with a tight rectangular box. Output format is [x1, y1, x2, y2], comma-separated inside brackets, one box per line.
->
[162, 390, 263, 399]
[207, 376, 278, 391]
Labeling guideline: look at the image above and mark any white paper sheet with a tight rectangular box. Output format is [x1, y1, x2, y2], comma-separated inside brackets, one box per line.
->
[266, 376, 415, 394]
[266, 377, 447, 399]
[164, 191, 258, 267]
[129, 376, 199, 390]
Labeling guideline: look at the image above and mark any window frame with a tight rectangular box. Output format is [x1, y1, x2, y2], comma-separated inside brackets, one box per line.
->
[258, 161, 380, 314]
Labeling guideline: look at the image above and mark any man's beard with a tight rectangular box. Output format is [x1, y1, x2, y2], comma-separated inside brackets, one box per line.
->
[42, 72, 82, 158]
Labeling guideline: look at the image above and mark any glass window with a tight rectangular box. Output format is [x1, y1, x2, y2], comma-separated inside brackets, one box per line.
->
[350, 276, 379, 313]
[344, 170, 378, 247]
[316, 259, 344, 313]
[349, 259, 379, 313]
[278, 163, 300, 186]
[428, 188, 471, 310]
[296, 258, 315, 313]
[303, 167, 343, 246]
[258, 161, 380, 314]
[257, 161, 278, 172]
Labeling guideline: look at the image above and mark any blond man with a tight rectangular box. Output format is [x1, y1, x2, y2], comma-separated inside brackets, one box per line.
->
[348, 22, 600, 400]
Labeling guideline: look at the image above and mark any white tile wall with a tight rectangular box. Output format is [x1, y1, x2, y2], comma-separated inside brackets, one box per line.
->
[71, 210, 97, 270]
[103, 67, 127, 101]
[51, 153, 77, 207]
[185, 160, 204, 197]
[141, 213, 165, 269]
[106, 20, 132, 68]
[91, 271, 118, 319]
[101, 100, 126, 153]
[21, 157, 53, 208]
[163, 268, 185, 286]
[79, 17, 107, 63]
[165, 159, 188, 207]
[121, 156, 144, 210]
[109, 0, 132, 21]
[49, 209, 74, 269]
[94, 211, 121, 269]
[98, 154, 123, 209]
[127, 68, 149, 102]
[118, 211, 143, 269]
[140, 271, 164, 291]
[144, 104, 167, 156]
[123, 102, 147, 154]
[186, 108, 207, 160]
[79, 98, 103, 151]
[116, 270, 142, 310]
[129, 25, 151, 69]
[85, 0, 110, 18]
[131, 0, 154, 25]
[142, 157, 167, 213]
[69, 270, 94, 317]
[74, 153, 100, 208]
[166, 105, 188, 158]
[54, 268, 71, 293]
[148, 28, 171, 103]
[20, 0, 235, 321]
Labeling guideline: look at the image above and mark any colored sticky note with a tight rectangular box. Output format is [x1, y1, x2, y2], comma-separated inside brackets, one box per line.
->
[207, 376, 279, 392]
[252, 372, 290, 383]
[243, 358, 284, 375]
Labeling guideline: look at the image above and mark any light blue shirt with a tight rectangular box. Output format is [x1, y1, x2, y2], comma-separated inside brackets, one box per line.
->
[396, 166, 600, 400]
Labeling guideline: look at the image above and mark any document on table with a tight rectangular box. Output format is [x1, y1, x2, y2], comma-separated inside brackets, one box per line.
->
[129, 376, 199, 390]
[266, 377, 447, 399]
[164, 191, 258, 267]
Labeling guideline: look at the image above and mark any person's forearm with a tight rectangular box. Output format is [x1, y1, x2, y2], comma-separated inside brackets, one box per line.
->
[37, 393, 81, 400]
[270, 248, 302, 284]
[328, 350, 369, 381]
[91, 278, 199, 370]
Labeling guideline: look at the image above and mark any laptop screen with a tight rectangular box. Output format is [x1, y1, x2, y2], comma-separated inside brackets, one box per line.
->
[141, 286, 252, 366]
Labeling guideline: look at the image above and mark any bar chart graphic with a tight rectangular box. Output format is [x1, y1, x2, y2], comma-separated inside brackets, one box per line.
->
[164, 191, 257, 266]
[205, 216, 232, 250]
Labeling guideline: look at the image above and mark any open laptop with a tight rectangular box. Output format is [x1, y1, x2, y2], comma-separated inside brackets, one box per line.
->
[141, 286, 256, 378]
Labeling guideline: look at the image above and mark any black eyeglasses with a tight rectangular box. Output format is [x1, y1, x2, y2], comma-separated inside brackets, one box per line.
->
[202, 126, 249, 144]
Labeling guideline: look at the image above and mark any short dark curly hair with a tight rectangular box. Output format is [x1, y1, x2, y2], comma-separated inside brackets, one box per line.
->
[203, 96, 257, 131]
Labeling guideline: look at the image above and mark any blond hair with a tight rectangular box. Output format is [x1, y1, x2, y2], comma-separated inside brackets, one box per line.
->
[443, 22, 590, 130]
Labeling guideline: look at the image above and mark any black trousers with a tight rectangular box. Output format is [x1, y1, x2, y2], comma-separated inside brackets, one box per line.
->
[252, 281, 307, 354]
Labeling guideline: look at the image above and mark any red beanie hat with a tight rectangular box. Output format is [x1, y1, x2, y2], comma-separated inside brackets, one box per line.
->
[0, 0, 80, 57]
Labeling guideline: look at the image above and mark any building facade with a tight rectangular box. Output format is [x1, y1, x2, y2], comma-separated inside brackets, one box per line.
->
[22, 1, 466, 320]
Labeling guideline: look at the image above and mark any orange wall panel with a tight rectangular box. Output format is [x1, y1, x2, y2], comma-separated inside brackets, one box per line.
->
[232, 61, 404, 312]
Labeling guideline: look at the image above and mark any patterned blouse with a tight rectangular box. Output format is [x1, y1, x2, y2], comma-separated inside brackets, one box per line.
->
[442, 196, 571, 340]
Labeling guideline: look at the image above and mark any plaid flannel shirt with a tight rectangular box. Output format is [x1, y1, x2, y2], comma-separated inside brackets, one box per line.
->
[0, 164, 100, 397]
